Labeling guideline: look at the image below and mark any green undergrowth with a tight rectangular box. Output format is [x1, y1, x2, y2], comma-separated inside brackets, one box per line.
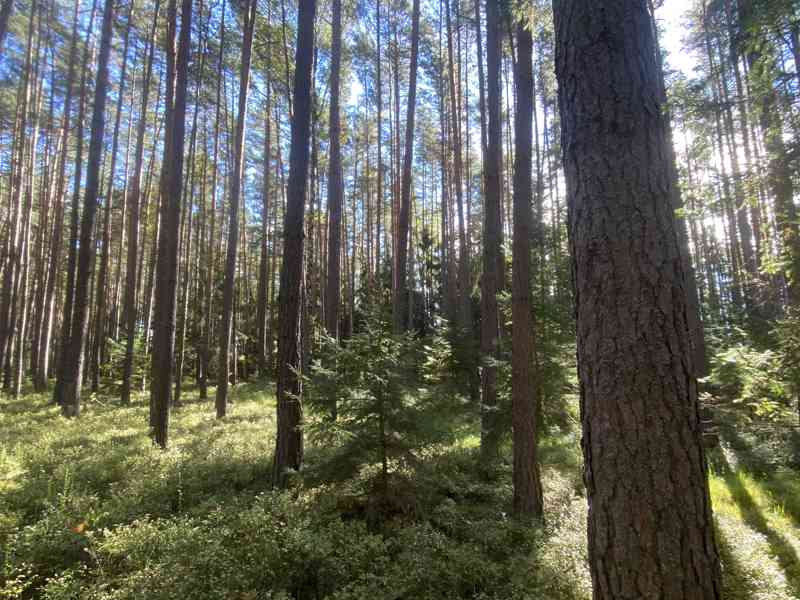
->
[0, 383, 799, 599]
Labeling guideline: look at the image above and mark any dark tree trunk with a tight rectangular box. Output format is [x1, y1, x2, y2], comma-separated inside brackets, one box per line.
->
[479, 0, 504, 461]
[53, 0, 99, 407]
[55, 0, 115, 417]
[272, 0, 317, 487]
[151, 0, 191, 447]
[216, 0, 257, 417]
[553, 1, 722, 597]
[392, 0, 421, 334]
[324, 0, 343, 341]
[511, 18, 543, 519]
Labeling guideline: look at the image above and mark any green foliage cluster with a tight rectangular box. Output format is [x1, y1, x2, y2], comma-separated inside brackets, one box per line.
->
[304, 316, 469, 495]
[705, 339, 794, 420]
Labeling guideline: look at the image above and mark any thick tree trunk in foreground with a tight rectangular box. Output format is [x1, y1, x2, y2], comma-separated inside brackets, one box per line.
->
[511, 18, 543, 519]
[553, 1, 722, 597]
[55, 0, 115, 417]
[392, 0, 420, 334]
[216, 0, 257, 417]
[150, 0, 191, 447]
[272, 0, 317, 487]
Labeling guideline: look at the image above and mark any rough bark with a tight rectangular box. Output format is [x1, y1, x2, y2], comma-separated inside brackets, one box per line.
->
[511, 18, 543, 519]
[479, 0, 504, 461]
[272, 0, 316, 487]
[553, 1, 723, 597]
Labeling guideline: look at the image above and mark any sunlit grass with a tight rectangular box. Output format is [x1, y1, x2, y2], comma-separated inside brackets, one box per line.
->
[1, 383, 799, 599]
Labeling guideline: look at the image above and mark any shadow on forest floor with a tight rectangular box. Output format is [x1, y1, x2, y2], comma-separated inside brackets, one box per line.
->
[709, 426, 800, 598]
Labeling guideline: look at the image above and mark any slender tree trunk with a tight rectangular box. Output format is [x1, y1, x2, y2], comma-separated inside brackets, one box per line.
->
[121, 0, 160, 404]
[151, 0, 191, 447]
[445, 0, 470, 330]
[553, 1, 722, 596]
[479, 0, 504, 461]
[511, 18, 543, 519]
[0, 0, 37, 391]
[199, 0, 226, 400]
[739, 0, 800, 305]
[325, 0, 343, 341]
[35, 0, 81, 392]
[272, 0, 317, 487]
[53, 0, 98, 406]
[216, 0, 257, 417]
[375, 0, 383, 281]
[54, 0, 115, 417]
[91, 0, 134, 393]
[257, 92, 272, 376]
[392, 0, 421, 334]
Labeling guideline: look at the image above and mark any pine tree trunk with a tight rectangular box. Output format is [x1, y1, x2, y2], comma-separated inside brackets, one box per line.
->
[121, 0, 160, 404]
[34, 0, 82, 392]
[53, 0, 99, 407]
[324, 0, 343, 341]
[92, 0, 134, 393]
[553, 1, 722, 596]
[511, 18, 543, 519]
[273, 0, 316, 487]
[216, 0, 256, 417]
[55, 0, 115, 417]
[257, 93, 272, 376]
[150, 0, 191, 447]
[445, 0, 470, 330]
[479, 0, 504, 461]
[392, 0, 421, 334]
[739, 0, 800, 305]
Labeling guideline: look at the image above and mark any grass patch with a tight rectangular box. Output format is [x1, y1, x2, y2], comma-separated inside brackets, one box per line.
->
[1, 383, 799, 599]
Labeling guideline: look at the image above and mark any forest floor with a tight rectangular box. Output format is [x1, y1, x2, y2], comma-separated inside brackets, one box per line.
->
[1, 383, 799, 599]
